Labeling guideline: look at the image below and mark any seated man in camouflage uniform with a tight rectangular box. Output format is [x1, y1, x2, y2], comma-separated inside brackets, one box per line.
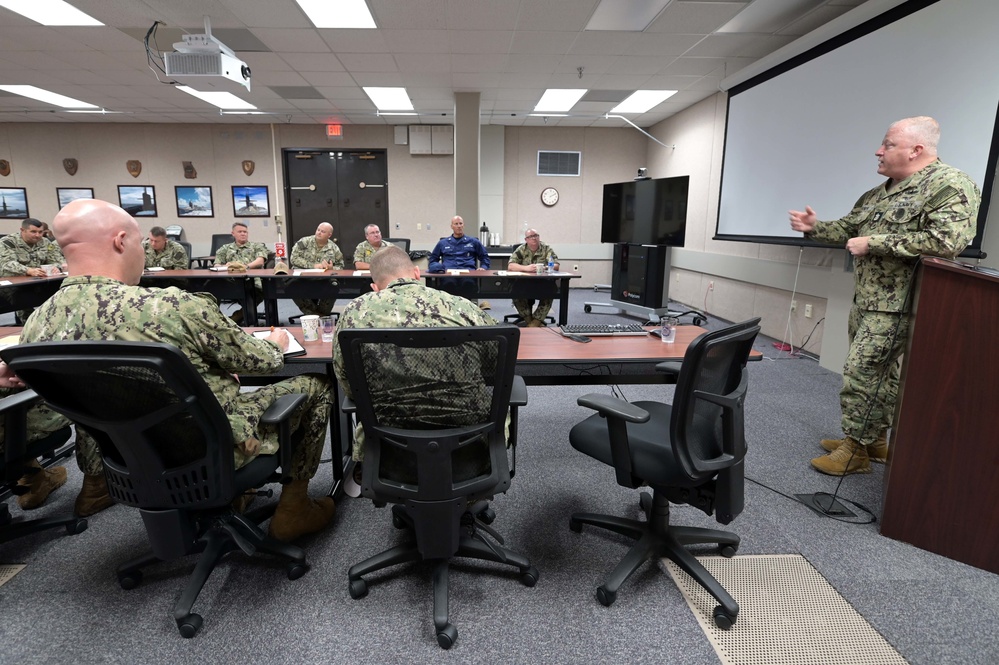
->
[22, 199, 336, 542]
[333, 246, 500, 480]
[290, 222, 343, 317]
[0, 218, 66, 323]
[143, 226, 189, 270]
[507, 227, 560, 327]
[214, 221, 269, 323]
[352, 224, 393, 269]
[0, 363, 71, 512]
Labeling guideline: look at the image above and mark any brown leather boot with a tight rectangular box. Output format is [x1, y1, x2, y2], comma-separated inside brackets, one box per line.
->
[819, 432, 888, 462]
[268, 479, 335, 542]
[75, 473, 114, 517]
[16, 459, 68, 510]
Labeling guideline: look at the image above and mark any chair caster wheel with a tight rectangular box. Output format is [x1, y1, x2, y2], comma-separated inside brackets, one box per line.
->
[348, 578, 368, 599]
[639, 492, 652, 514]
[596, 585, 616, 607]
[520, 566, 539, 587]
[477, 506, 496, 525]
[584, 305, 593, 313]
[392, 513, 406, 529]
[118, 572, 142, 590]
[713, 606, 736, 630]
[569, 517, 582, 533]
[694, 317, 706, 326]
[66, 518, 88, 535]
[719, 544, 738, 558]
[436, 623, 458, 649]
[177, 613, 203, 638]
[286, 562, 308, 580]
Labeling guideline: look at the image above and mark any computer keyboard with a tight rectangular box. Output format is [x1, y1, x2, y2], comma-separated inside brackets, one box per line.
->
[559, 323, 647, 337]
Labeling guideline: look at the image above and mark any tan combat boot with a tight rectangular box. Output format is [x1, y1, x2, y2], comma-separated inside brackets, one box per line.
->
[527, 317, 544, 327]
[268, 479, 336, 542]
[75, 473, 114, 517]
[811, 437, 871, 476]
[16, 459, 68, 510]
[820, 432, 888, 462]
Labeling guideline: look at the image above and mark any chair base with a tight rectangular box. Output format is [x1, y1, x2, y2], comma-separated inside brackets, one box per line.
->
[570, 490, 740, 629]
[116, 507, 307, 638]
[503, 313, 555, 327]
[0, 503, 88, 545]
[347, 505, 538, 649]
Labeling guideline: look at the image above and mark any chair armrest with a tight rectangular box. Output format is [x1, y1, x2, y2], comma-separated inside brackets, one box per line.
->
[259, 393, 307, 425]
[260, 393, 307, 478]
[0, 389, 43, 415]
[340, 395, 356, 414]
[1, 389, 41, 476]
[655, 361, 681, 376]
[577, 393, 650, 423]
[510, 375, 528, 408]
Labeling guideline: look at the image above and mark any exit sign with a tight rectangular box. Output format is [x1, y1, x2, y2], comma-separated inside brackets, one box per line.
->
[326, 124, 343, 140]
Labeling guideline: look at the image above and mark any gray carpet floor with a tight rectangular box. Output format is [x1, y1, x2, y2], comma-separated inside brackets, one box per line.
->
[2, 289, 997, 664]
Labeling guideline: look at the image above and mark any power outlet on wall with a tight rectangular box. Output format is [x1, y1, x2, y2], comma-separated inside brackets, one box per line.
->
[417, 223, 422, 230]
[708, 281, 714, 291]
[572, 264, 579, 272]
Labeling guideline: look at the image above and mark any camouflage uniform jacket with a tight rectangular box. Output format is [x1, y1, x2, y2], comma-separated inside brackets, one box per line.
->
[142, 238, 189, 270]
[333, 277, 496, 402]
[352, 239, 394, 266]
[808, 160, 980, 312]
[0, 235, 64, 276]
[20, 275, 287, 453]
[291, 236, 344, 269]
[509, 241, 559, 268]
[215, 241, 268, 266]
[428, 235, 490, 272]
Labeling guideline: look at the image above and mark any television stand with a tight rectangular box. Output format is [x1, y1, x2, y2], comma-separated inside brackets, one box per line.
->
[582, 299, 681, 323]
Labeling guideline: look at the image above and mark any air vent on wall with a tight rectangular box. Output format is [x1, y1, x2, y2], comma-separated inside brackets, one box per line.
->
[538, 151, 580, 176]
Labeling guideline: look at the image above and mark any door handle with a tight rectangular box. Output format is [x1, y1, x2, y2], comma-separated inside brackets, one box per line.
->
[290, 184, 316, 191]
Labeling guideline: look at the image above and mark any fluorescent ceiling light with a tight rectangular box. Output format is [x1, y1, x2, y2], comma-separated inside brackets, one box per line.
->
[176, 86, 256, 110]
[220, 111, 269, 115]
[717, 0, 824, 34]
[528, 113, 568, 118]
[65, 109, 124, 114]
[0, 84, 97, 108]
[376, 111, 418, 116]
[363, 87, 414, 111]
[611, 90, 677, 114]
[585, 0, 672, 32]
[296, 0, 376, 29]
[0, 0, 103, 26]
[534, 89, 587, 113]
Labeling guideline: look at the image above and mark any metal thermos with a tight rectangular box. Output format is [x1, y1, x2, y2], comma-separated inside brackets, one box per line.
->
[479, 221, 490, 245]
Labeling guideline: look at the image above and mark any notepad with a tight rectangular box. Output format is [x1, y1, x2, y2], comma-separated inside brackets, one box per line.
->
[145, 266, 166, 272]
[0, 333, 20, 351]
[208, 265, 228, 272]
[352, 270, 371, 276]
[252, 330, 307, 357]
[294, 269, 326, 275]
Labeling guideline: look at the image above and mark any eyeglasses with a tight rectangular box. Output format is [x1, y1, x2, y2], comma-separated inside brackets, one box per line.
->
[525, 234, 540, 240]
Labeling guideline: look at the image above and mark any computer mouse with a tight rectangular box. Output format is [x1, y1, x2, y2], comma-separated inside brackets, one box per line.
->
[648, 329, 663, 338]
[566, 333, 591, 343]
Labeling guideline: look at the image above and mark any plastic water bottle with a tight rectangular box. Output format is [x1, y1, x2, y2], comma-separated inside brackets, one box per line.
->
[547, 255, 554, 274]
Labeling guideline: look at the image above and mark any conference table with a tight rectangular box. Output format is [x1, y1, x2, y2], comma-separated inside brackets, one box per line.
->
[421, 269, 580, 326]
[0, 273, 65, 319]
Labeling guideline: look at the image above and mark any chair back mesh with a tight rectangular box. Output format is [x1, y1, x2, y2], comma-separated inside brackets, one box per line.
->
[337, 326, 518, 505]
[669, 319, 760, 483]
[2, 341, 237, 510]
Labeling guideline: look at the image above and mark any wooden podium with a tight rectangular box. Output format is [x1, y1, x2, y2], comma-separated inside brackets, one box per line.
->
[881, 258, 999, 573]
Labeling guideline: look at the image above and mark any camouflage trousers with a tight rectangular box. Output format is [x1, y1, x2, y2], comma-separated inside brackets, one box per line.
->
[513, 298, 553, 323]
[77, 374, 332, 480]
[293, 298, 336, 317]
[0, 391, 71, 457]
[839, 306, 910, 446]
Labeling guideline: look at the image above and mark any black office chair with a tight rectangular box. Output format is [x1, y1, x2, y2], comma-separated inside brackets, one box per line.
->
[191, 233, 232, 268]
[567, 318, 761, 629]
[1, 341, 310, 638]
[337, 326, 536, 649]
[503, 309, 555, 326]
[383, 237, 410, 252]
[1, 391, 87, 545]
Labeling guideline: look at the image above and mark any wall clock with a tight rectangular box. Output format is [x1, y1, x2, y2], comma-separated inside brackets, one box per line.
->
[541, 187, 559, 207]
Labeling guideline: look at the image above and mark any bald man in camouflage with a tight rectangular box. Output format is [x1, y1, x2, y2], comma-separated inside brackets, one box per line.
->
[290, 222, 344, 317]
[790, 116, 980, 476]
[21, 199, 336, 542]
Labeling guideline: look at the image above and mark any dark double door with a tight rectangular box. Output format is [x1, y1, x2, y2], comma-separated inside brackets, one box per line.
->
[282, 149, 388, 262]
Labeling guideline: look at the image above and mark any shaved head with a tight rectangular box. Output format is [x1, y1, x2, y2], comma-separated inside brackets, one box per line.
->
[53, 199, 146, 285]
[369, 245, 419, 290]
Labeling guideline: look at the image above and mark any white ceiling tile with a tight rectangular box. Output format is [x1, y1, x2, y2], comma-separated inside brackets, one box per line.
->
[337, 53, 398, 73]
[300, 71, 358, 87]
[647, 2, 747, 34]
[253, 28, 330, 53]
[449, 31, 514, 54]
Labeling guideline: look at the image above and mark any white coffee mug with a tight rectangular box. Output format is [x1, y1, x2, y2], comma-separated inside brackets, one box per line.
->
[300, 315, 320, 341]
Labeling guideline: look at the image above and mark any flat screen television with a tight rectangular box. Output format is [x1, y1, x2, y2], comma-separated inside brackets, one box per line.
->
[600, 175, 689, 246]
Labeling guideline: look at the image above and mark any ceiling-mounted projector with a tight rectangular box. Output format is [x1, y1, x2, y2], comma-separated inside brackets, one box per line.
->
[163, 18, 251, 91]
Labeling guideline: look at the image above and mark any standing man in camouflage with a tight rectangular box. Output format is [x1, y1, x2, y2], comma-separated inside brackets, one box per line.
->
[22, 199, 336, 542]
[352, 224, 393, 269]
[790, 116, 980, 476]
[507, 227, 559, 327]
[215, 221, 269, 323]
[290, 222, 344, 317]
[143, 226, 188, 270]
[333, 245, 496, 464]
[0, 218, 66, 322]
